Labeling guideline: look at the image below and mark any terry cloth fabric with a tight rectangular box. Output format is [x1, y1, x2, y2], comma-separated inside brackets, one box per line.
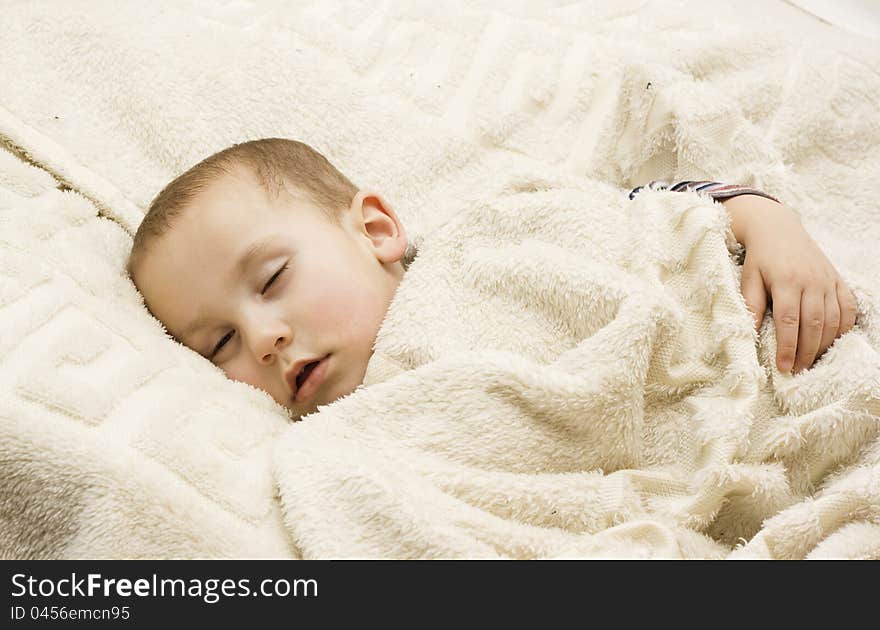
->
[1, 0, 878, 559]
[276, 157, 879, 559]
[404, 179, 781, 272]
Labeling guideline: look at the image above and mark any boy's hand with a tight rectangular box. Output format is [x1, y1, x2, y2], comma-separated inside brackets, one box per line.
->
[723, 194, 859, 375]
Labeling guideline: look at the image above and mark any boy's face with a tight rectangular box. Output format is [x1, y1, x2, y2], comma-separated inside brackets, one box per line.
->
[133, 168, 407, 419]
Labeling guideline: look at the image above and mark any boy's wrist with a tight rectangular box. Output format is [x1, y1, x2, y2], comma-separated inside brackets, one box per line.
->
[721, 194, 800, 247]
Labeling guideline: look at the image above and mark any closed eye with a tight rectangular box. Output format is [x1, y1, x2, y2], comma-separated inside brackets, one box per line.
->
[210, 330, 234, 359]
[262, 262, 288, 294]
[209, 262, 289, 360]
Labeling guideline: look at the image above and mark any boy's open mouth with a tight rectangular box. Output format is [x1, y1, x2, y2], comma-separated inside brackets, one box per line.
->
[295, 361, 320, 389]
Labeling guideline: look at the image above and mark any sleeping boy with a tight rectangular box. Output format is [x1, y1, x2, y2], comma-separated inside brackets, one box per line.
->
[127, 138, 859, 420]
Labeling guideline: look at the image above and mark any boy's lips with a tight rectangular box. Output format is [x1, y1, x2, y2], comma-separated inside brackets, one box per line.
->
[285, 354, 330, 403]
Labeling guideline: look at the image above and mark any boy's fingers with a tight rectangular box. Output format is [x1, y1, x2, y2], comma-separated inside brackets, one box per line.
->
[792, 290, 824, 374]
[817, 290, 840, 359]
[772, 287, 802, 373]
[740, 263, 767, 331]
[837, 280, 858, 335]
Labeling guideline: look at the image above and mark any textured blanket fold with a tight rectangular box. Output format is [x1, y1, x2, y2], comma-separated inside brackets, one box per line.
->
[274, 161, 879, 558]
[2, 0, 879, 559]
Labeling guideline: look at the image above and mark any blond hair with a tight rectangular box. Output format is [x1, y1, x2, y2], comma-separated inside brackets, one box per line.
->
[126, 138, 358, 278]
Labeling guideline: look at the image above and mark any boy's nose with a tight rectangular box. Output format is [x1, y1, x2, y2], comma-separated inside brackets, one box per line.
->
[247, 318, 292, 363]
[256, 333, 290, 363]
[262, 337, 285, 363]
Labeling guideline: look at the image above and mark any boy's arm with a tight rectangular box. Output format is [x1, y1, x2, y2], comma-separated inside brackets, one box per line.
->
[628, 179, 858, 375]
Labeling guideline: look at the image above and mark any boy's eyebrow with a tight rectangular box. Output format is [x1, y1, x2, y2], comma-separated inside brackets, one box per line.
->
[235, 236, 277, 278]
[179, 236, 277, 342]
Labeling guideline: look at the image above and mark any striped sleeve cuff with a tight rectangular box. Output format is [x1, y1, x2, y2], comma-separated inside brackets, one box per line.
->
[628, 180, 780, 204]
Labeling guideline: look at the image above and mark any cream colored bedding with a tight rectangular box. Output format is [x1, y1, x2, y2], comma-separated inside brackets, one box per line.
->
[1, 0, 878, 559]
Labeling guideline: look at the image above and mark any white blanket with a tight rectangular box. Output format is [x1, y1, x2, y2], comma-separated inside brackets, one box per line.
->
[276, 158, 880, 559]
[1, 0, 878, 559]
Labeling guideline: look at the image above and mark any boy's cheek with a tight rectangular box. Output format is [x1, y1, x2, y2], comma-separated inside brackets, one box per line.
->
[314, 283, 380, 328]
[219, 360, 262, 391]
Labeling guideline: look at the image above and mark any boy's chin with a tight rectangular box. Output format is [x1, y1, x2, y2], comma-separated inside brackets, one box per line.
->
[287, 379, 364, 420]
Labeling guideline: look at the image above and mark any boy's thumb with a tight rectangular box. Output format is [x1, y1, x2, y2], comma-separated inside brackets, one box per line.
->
[740, 264, 767, 332]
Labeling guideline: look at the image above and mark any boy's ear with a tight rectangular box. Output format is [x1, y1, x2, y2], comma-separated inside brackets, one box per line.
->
[348, 190, 407, 264]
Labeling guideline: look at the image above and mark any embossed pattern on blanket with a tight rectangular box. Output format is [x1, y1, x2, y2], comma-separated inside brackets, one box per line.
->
[0, 148, 297, 559]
